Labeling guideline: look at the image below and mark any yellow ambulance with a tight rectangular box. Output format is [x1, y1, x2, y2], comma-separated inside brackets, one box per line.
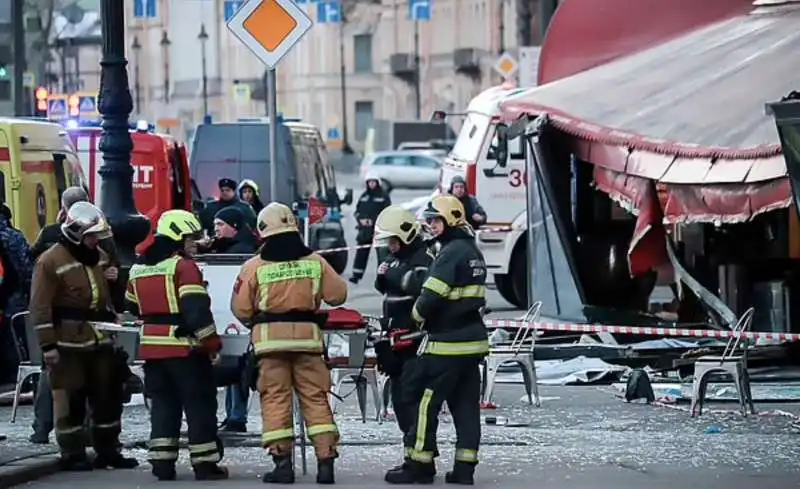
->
[0, 118, 87, 243]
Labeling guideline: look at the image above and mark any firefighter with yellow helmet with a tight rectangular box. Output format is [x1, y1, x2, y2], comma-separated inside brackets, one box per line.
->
[125, 209, 228, 481]
[231, 202, 348, 484]
[372, 206, 434, 443]
[385, 195, 489, 485]
[29, 202, 138, 471]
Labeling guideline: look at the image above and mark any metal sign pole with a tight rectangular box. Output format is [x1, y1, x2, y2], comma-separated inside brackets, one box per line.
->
[303, 211, 310, 246]
[268, 68, 278, 202]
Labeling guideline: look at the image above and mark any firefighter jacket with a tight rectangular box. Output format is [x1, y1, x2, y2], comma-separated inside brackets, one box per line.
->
[29, 241, 117, 353]
[231, 232, 348, 357]
[374, 238, 435, 332]
[125, 250, 221, 361]
[411, 226, 489, 357]
[354, 188, 390, 243]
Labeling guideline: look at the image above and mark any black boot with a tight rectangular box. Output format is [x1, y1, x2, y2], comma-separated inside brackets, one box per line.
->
[150, 461, 177, 481]
[58, 453, 94, 471]
[262, 455, 294, 484]
[194, 462, 229, 481]
[384, 461, 435, 484]
[93, 452, 140, 469]
[445, 462, 475, 485]
[316, 458, 335, 484]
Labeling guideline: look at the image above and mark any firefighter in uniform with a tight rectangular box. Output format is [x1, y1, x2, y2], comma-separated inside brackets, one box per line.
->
[231, 202, 348, 484]
[349, 173, 391, 284]
[385, 195, 489, 485]
[29, 202, 138, 471]
[124, 210, 227, 481]
[371, 206, 434, 442]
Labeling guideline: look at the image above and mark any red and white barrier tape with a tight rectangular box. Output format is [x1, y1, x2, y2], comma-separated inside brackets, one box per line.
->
[316, 242, 388, 255]
[484, 318, 800, 342]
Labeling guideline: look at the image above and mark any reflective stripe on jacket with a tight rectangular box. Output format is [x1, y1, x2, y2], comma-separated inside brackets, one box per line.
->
[29, 243, 115, 352]
[128, 255, 218, 360]
[231, 252, 349, 356]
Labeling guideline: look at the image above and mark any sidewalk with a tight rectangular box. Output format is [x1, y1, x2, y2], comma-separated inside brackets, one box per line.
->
[0, 394, 152, 488]
[3, 385, 800, 488]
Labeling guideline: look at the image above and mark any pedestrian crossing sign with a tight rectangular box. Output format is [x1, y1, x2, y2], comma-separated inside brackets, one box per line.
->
[47, 96, 68, 120]
[78, 94, 98, 115]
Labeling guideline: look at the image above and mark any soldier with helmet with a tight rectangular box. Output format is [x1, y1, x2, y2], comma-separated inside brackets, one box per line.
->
[349, 172, 391, 284]
[231, 202, 348, 484]
[125, 210, 228, 481]
[29, 202, 138, 471]
[371, 206, 435, 446]
[385, 195, 489, 485]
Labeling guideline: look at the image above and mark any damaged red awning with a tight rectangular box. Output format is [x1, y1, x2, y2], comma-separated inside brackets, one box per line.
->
[501, 4, 800, 223]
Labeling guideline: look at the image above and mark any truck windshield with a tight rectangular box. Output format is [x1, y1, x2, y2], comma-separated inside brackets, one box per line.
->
[450, 112, 491, 162]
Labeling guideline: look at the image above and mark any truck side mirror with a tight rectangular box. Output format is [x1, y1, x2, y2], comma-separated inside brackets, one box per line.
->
[495, 123, 509, 168]
[342, 188, 354, 206]
[430, 110, 447, 123]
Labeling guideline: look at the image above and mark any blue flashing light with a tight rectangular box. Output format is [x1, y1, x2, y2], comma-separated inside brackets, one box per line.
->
[58, 119, 155, 132]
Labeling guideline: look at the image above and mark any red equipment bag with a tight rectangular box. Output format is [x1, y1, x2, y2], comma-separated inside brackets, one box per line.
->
[323, 307, 366, 331]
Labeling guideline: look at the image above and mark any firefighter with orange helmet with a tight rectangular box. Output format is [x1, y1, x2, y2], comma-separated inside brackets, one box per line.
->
[231, 202, 348, 484]
[125, 210, 228, 481]
[29, 202, 138, 471]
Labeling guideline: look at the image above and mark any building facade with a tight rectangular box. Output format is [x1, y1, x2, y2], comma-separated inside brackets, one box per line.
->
[33, 0, 541, 146]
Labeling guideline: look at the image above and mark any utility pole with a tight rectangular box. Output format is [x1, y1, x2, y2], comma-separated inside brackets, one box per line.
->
[413, 20, 421, 119]
[498, 0, 505, 54]
[338, 15, 351, 153]
[538, 0, 558, 43]
[12, 0, 26, 116]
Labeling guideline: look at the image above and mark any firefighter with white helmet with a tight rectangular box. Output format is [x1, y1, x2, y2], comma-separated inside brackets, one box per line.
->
[231, 202, 348, 484]
[372, 206, 435, 461]
[126, 209, 228, 481]
[349, 172, 391, 284]
[385, 195, 489, 485]
[29, 202, 138, 471]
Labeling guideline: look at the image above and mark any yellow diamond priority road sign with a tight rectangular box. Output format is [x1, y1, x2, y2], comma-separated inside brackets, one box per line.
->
[226, 0, 313, 69]
[493, 52, 519, 80]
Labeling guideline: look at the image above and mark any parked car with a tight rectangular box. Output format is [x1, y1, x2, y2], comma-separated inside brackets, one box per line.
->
[359, 150, 442, 190]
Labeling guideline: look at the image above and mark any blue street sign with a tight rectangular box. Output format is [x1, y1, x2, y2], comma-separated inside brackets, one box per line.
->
[409, 0, 431, 21]
[224, 1, 243, 22]
[294, 0, 320, 4]
[134, 0, 157, 18]
[327, 127, 341, 140]
[317, 2, 342, 23]
[48, 98, 67, 118]
[78, 95, 97, 114]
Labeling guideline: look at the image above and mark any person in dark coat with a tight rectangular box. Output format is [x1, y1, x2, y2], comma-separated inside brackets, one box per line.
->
[198, 178, 257, 235]
[449, 176, 487, 229]
[237, 179, 264, 214]
[349, 174, 391, 284]
[208, 206, 258, 432]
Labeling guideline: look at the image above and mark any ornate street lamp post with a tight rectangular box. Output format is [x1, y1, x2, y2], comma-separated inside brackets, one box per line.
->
[160, 31, 171, 103]
[130, 36, 142, 115]
[97, 0, 151, 294]
[198, 24, 209, 121]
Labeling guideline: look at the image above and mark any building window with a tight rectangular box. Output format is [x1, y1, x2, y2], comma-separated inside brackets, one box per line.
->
[353, 34, 373, 73]
[354, 100, 374, 141]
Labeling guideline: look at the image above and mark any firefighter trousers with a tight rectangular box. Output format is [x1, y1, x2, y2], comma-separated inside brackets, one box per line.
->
[389, 356, 419, 436]
[257, 353, 339, 459]
[49, 346, 124, 458]
[144, 354, 222, 467]
[403, 355, 482, 466]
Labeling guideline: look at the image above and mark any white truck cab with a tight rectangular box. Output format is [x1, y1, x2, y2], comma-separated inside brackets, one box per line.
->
[439, 84, 532, 308]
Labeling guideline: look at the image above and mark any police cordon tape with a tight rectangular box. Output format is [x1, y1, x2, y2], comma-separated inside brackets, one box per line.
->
[483, 318, 800, 342]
